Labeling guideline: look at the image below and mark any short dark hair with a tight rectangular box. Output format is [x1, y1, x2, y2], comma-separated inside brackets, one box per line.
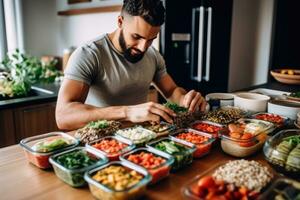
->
[122, 0, 165, 26]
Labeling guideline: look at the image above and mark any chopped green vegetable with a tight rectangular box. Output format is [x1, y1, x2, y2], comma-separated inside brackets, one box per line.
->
[164, 101, 188, 113]
[284, 135, 300, 146]
[56, 150, 97, 170]
[290, 92, 300, 98]
[86, 120, 109, 129]
[154, 140, 193, 171]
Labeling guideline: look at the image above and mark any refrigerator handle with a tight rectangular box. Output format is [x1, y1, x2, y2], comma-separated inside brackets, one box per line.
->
[191, 6, 204, 82]
[203, 7, 212, 82]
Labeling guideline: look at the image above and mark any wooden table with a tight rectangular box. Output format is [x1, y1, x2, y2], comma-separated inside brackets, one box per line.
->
[0, 140, 272, 200]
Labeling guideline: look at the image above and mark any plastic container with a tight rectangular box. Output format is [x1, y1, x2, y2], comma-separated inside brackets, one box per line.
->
[19, 132, 79, 169]
[115, 126, 156, 146]
[49, 147, 108, 187]
[170, 128, 215, 158]
[86, 136, 135, 161]
[182, 160, 274, 200]
[84, 161, 151, 200]
[259, 178, 300, 200]
[219, 118, 275, 157]
[263, 129, 300, 179]
[142, 121, 176, 136]
[252, 112, 290, 128]
[189, 120, 225, 138]
[146, 137, 196, 171]
[120, 147, 174, 184]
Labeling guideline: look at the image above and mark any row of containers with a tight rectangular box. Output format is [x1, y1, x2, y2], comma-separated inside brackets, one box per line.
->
[19, 111, 300, 200]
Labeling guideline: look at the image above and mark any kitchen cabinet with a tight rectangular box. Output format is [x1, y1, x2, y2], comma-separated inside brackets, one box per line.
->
[0, 102, 58, 148]
[0, 109, 16, 147]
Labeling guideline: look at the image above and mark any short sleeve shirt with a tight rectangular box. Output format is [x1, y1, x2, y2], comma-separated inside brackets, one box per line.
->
[64, 34, 167, 107]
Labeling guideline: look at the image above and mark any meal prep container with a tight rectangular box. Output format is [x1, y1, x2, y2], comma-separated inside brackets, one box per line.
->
[251, 112, 290, 128]
[19, 132, 79, 169]
[263, 129, 300, 179]
[49, 147, 108, 187]
[142, 121, 176, 137]
[182, 160, 275, 200]
[120, 147, 174, 184]
[115, 126, 157, 146]
[170, 128, 215, 158]
[219, 118, 275, 157]
[86, 135, 135, 161]
[84, 161, 151, 200]
[146, 137, 196, 171]
[259, 178, 300, 200]
[189, 120, 225, 138]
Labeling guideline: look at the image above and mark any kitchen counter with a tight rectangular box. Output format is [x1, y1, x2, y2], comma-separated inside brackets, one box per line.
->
[0, 82, 60, 109]
[0, 135, 276, 200]
[242, 80, 300, 93]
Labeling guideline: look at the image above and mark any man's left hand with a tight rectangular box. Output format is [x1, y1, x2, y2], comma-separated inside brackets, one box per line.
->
[181, 90, 207, 112]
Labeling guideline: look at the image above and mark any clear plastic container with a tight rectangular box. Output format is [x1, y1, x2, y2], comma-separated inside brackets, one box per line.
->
[84, 161, 151, 200]
[142, 121, 176, 136]
[146, 137, 196, 171]
[182, 160, 275, 200]
[19, 132, 79, 169]
[251, 112, 290, 128]
[189, 120, 225, 138]
[86, 135, 135, 161]
[115, 126, 156, 146]
[220, 118, 275, 157]
[49, 147, 108, 187]
[263, 129, 300, 179]
[259, 178, 300, 200]
[120, 147, 174, 184]
[170, 128, 215, 158]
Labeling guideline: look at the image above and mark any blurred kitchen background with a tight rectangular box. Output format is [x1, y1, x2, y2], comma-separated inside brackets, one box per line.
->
[0, 0, 299, 147]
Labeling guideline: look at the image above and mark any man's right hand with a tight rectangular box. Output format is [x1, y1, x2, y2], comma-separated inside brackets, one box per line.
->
[125, 102, 176, 124]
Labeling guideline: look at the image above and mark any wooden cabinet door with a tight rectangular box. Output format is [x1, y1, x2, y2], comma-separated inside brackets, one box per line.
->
[0, 109, 16, 147]
[14, 102, 58, 142]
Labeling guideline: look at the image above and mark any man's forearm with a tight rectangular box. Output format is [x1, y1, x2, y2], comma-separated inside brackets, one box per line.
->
[56, 102, 127, 130]
[167, 87, 187, 105]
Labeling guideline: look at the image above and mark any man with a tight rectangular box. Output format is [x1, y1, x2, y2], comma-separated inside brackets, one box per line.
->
[56, 0, 206, 130]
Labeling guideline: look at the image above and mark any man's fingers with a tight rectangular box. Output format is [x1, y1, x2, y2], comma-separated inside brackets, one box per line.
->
[189, 93, 201, 112]
[183, 90, 196, 108]
[149, 107, 173, 124]
[200, 97, 207, 111]
[154, 103, 176, 117]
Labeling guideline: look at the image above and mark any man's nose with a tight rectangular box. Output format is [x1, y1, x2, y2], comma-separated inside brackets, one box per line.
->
[136, 40, 147, 52]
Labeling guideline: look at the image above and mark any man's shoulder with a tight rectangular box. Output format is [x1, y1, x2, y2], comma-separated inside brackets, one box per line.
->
[78, 34, 109, 54]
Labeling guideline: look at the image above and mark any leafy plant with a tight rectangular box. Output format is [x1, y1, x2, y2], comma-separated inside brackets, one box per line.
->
[0, 49, 62, 98]
[164, 101, 188, 113]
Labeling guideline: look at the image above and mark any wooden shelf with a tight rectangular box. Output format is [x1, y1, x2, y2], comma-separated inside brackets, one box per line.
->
[58, 5, 121, 16]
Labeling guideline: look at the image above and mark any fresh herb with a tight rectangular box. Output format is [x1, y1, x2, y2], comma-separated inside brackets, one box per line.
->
[164, 101, 188, 113]
[56, 150, 97, 170]
[86, 120, 109, 129]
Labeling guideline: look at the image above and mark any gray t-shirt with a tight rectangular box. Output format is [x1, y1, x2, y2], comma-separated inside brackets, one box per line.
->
[64, 34, 167, 107]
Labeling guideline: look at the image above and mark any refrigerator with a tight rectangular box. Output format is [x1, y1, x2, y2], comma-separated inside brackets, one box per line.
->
[160, 0, 233, 95]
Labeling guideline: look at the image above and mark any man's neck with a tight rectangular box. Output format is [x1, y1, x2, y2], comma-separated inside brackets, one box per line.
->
[108, 30, 123, 53]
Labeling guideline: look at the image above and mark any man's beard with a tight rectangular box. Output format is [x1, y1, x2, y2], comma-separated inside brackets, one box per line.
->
[118, 30, 145, 63]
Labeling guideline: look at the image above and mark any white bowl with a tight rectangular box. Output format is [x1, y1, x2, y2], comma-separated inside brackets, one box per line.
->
[205, 93, 235, 108]
[268, 100, 300, 120]
[234, 92, 270, 112]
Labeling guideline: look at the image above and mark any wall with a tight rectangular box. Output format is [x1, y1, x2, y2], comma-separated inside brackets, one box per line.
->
[228, 0, 274, 91]
[22, 0, 159, 58]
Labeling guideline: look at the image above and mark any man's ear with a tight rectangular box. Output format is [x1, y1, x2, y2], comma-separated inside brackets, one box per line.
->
[117, 15, 124, 28]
